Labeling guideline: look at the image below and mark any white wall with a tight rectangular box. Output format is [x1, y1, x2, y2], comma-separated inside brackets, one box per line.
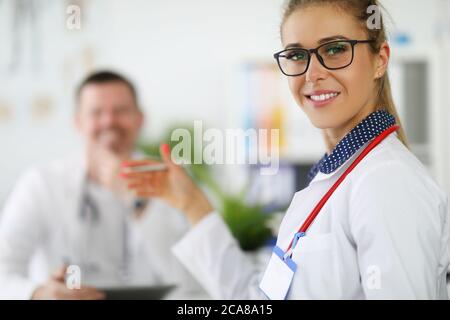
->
[100, 0, 288, 134]
[1, 0, 449, 205]
[0, 0, 287, 205]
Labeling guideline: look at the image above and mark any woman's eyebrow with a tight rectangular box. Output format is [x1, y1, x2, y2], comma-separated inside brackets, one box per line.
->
[318, 35, 350, 44]
[284, 35, 350, 49]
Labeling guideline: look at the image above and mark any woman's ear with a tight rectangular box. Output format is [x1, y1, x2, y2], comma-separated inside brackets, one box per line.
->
[374, 41, 390, 79]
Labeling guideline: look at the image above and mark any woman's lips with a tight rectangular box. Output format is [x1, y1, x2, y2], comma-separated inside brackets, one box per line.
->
[305, 92, 340, 108]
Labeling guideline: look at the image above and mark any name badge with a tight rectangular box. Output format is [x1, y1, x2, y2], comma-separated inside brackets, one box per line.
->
[259, 246, 297, 300]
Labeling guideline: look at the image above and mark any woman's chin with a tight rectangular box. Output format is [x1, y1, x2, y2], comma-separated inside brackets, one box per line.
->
[303, 112, 341, 130]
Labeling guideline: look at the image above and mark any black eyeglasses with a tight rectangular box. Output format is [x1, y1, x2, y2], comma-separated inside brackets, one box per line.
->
[274, 39, 375, 77]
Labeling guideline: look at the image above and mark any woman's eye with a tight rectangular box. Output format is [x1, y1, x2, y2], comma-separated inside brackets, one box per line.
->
[324, 44, 348, 56]
[286, 51, 307, 61]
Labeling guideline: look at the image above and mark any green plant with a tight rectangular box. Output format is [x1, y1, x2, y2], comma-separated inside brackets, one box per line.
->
[220, 192, 273, 251]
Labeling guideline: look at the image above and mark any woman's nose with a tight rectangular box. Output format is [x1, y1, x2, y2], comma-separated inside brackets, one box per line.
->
[305, 53, 327, 83]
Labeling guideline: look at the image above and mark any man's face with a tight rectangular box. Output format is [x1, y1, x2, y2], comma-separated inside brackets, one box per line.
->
[75, 81, 143, 155]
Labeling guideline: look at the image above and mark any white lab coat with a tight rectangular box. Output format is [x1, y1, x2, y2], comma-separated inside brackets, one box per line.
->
[172, 133, 450, 299]
[0, 154, 207, 299]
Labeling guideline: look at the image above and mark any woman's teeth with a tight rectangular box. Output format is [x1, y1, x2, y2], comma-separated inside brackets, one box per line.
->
[310, 92, 339, 101]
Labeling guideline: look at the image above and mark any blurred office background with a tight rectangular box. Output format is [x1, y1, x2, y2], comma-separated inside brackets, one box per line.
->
[0, 0, 450, 232]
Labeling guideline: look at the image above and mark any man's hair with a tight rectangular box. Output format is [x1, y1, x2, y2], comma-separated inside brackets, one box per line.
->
[76, 70, 139, 109]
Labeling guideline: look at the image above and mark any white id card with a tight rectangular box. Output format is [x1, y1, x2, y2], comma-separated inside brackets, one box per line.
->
[259, 246, 297, 300]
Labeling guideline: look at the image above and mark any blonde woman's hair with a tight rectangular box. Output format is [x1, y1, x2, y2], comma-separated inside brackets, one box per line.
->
[281, 0, 409, 147]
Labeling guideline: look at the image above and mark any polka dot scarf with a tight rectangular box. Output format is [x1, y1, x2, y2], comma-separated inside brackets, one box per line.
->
[306, 110, 396, 184]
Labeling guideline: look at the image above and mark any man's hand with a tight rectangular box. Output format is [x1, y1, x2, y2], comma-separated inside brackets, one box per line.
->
[121, 144, 214, 225]
[87, 146, 131, 202]
[31, 266, 105, 300]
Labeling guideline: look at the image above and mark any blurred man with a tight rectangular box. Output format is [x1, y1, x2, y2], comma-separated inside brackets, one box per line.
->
[0, 71, 205, 299]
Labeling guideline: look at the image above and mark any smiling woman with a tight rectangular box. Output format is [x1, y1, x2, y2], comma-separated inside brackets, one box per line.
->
[279, 0, 408, 153]
[121, 0, 450, 300]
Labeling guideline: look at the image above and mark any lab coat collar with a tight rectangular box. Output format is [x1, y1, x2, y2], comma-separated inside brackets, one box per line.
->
[77, 148, 145, 179]
[307, 110, 396, 184]
[309, 132, 398, 185]
[64, 148, 147, 226]
[309, 146, 364, 184]
[70, 148, 145, 197]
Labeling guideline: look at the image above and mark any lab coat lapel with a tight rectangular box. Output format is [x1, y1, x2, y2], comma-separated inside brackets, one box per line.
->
[276, 178, 334, 251]
[60, 155, 88, 263]
[65, 154, 87, 221]
[308, 140, 370, 185]
[278, 135, 396, 250]
[309, 132, 398, 185]
[276, 141, 371, 251]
